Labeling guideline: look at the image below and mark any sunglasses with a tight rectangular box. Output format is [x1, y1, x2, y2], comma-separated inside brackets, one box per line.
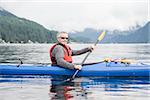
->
[60, 37, 69, 40]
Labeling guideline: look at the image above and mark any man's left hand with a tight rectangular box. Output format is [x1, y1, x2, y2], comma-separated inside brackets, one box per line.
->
[89, 45, 94, 52]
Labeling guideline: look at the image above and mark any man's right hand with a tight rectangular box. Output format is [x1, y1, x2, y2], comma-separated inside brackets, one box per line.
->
[74, 65, 82, 70]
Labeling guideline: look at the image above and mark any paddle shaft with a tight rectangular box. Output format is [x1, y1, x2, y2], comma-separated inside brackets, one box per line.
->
[65, 31, 106, 81]
[71, 39, 100, 79]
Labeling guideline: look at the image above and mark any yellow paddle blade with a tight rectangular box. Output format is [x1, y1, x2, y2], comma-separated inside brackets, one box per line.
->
[103, 58, 133, 64]
[98, 31, 106, 41]
[104, 58, 112, 62]
[120, 59, 132, 64]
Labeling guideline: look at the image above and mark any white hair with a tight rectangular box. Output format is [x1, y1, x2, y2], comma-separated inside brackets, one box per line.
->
[57, 31, 68, 38]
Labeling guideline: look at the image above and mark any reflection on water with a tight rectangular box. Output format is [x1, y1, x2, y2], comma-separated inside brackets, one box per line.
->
[0, 44, 150, 64]
[50, 76, 150, 100]
[0, 75, 149, 100]
[0, 44, 150, 100]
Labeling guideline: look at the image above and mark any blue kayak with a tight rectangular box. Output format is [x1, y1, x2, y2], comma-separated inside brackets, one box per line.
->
[0, 62, 150, 77]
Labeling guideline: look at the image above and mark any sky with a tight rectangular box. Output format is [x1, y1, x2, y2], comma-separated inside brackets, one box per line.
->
[0, 0, 149, 32]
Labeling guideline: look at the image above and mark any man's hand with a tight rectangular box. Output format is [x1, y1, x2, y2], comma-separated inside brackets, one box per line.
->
[74, 65, 82, 70]
[88, 45, 95, 52]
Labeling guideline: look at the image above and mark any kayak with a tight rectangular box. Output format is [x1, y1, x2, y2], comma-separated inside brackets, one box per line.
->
[0, 62, 150, 77]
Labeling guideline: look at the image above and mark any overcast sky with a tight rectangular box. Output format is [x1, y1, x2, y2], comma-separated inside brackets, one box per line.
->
[0, 0, 149, 32]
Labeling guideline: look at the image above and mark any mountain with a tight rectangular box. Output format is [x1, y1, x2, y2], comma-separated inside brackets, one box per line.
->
[105, 22, 149, 43]
[70, 28, 99, 43]
[0, 7, 57, 43]
[0, 7, 17, 17]
[0, 7, 149, 43]
[70, 22, 150, 43]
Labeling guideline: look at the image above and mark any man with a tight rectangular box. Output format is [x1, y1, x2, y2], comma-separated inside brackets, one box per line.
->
[50, 32, 94, 70]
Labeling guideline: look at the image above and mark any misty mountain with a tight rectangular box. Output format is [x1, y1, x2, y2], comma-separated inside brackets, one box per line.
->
[0, 7, 149, 43]
[0, 7, 17, 17]
[0, 7, 57, 43]
[70, 22, 150, 43]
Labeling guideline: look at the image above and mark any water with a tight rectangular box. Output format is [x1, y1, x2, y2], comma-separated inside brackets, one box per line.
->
[0, 44, 150, 100]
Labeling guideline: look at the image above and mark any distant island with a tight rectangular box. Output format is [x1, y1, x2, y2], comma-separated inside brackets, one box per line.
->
[0, 7, 149, 44]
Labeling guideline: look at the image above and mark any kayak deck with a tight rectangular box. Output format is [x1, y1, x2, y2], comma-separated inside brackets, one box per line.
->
[0, 62, 150, 77]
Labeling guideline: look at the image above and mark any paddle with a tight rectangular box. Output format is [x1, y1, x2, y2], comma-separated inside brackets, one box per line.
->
[65, 31, 106, 82]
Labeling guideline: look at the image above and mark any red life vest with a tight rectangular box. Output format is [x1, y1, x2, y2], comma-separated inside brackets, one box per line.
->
[50, 43, 72, 65]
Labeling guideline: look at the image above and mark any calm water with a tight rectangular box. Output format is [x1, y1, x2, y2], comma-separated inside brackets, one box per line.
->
[0, 44, 150, 100]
